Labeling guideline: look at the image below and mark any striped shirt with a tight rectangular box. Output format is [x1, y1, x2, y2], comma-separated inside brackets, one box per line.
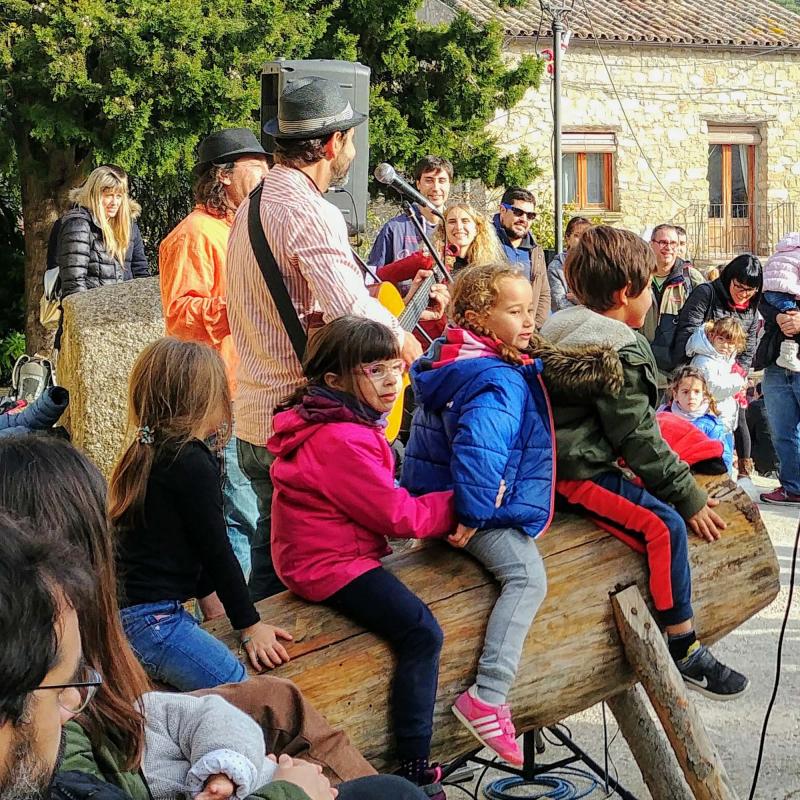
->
[227, 164, 404, 444]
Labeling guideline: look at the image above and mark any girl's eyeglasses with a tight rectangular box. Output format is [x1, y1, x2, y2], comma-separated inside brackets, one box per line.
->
[35, 665, 103, 717]
[359, 361, 405, 381]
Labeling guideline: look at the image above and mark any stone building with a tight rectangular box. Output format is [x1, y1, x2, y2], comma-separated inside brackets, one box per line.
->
[423, 0, 800, 263]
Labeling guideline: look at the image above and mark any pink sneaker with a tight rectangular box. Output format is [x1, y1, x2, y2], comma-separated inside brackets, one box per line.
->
[452, 685, 523, 766]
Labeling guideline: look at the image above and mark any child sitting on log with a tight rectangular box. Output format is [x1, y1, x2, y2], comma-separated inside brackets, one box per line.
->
[268, 316, 455, 799]
[540, 225, 749, 701]
[660, 365, 733, 472]
[401, 263, 623, 765]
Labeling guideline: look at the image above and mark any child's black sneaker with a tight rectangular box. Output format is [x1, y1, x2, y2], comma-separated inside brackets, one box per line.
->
[677, 644, 749, 700]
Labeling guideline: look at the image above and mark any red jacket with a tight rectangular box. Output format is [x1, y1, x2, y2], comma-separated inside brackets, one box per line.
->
[268, 402, 455, 602]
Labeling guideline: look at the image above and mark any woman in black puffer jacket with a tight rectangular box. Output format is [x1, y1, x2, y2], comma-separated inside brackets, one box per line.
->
[56, 165, 148, 298]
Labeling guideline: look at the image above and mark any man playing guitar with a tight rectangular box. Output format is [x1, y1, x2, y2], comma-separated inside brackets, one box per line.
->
[226, 76, 448, 602]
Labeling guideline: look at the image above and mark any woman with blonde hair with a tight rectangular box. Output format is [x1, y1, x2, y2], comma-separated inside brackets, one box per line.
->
[438, 203, 505, 275]
[55, 164, 148, 298]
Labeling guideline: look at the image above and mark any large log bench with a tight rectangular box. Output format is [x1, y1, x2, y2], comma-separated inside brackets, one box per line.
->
[204, 475, 779, 772]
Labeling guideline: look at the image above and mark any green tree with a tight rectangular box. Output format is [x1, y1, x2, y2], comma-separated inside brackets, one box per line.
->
[316, 1, 542, 189]
[2, 0, 542, 351]
[0, 0, 328, 350]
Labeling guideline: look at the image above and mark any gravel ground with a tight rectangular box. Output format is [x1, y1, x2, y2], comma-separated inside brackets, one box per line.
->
[446, 473, 800, 799]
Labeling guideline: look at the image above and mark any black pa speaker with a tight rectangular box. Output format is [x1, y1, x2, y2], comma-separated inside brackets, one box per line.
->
[260, 59, 370, 233]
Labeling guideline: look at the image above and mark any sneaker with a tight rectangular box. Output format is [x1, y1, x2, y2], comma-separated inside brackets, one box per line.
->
[760, 486, 800, 506]
[677, 644, 749, 701]
[452, 685, 523, 766]
[776, 340, 800, 372]
[418, 765, 444, 800]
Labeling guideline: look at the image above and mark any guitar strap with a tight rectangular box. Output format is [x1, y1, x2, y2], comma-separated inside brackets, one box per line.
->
[247, 182, 307, 362]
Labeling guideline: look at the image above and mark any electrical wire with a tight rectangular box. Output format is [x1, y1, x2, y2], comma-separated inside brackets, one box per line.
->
[747, 511, 800, 800]
[578, 0, 691, 211]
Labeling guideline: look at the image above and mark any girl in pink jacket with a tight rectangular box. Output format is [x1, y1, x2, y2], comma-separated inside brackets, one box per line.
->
[268, 316, 455, 799]
[763, 232, 800, 371]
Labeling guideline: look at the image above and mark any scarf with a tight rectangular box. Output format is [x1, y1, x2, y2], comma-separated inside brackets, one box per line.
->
[428, 326, 532, 369]
[295, 385, 382, 427]
[668, 400, 711, 421]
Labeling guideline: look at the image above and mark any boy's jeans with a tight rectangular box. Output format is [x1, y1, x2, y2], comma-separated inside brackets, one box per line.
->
[120, 600, 247, 691]
[762, 366, 800, 495]
[465, 528, 547, 705]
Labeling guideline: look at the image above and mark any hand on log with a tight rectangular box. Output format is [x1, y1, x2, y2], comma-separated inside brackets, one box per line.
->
[240, 622, 294, 671]
[687, 497, 726, 542]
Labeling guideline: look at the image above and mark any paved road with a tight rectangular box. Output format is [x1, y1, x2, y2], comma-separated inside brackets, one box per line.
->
[448, 474, 800, 799]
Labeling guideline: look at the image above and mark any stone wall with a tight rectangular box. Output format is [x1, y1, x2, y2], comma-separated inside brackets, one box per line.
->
[59, 277, 164, 478]
[490, 42, 800, 256]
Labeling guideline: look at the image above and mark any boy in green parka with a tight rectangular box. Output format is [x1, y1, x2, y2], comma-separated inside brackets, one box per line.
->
[540, 225, 748, 701]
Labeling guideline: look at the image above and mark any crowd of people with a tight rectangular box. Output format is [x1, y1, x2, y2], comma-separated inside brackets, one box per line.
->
[3, 73, 800, 800]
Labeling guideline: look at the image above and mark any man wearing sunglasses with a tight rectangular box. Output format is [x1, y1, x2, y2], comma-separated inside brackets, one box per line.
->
[0, 513, 97, 800]
[493, 188, 550, 329]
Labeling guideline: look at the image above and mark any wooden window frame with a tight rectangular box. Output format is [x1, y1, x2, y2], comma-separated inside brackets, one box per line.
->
[708, 144, 756, 217]
[567, 152, 614, 211]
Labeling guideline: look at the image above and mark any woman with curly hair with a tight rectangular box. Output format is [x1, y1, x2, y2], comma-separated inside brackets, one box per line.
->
[437, 203, 505, 275]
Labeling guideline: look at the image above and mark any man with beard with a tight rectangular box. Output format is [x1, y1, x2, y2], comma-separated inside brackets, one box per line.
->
[0, 513, 95, 800]
[159, 128, 269, 588]
[492, 188, 550, 329]
[227, 76, 447, 601]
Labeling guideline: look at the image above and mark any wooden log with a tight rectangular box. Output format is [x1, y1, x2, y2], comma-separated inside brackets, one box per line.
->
[611, 585, 740, 800]
[607, 685, 693, 800]
[205, 477, 778, 771]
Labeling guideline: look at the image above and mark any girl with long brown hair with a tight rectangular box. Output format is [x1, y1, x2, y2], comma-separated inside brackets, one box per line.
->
[109, 337, 292, 691]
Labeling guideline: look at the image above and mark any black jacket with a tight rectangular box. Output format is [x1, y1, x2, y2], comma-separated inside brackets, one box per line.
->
[55, 207, 148, 298]
[754, 295, 800, 370]
[671, 278, 760, 370]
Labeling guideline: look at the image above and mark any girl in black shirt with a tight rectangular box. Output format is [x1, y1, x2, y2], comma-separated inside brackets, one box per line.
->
[109, 337, 292, 690]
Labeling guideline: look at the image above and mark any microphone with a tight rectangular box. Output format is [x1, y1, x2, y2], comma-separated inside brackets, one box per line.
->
[373, 163, 445, 220]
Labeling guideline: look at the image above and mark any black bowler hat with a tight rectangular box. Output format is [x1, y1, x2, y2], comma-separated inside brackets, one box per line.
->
[196, 128, 267, 169]
[263, 76, 367, 140]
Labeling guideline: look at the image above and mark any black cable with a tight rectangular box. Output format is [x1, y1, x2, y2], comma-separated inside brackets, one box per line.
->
[748, 512, 800, 800]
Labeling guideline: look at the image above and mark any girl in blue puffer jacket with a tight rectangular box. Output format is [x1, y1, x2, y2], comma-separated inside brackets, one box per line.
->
[402, 263, 554, 766]
[403, 263, 623, 766]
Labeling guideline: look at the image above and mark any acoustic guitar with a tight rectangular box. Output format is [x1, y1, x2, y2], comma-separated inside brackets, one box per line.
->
[375, 270, 441, 442]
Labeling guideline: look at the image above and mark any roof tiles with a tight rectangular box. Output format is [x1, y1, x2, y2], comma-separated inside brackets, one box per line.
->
[444, 0, 800, 49]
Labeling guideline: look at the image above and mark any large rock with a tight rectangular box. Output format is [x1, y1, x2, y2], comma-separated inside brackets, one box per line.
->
[58, 277, 164, 478]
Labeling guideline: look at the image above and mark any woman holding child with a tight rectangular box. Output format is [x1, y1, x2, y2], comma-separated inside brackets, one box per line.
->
[672, 255, 763, 479]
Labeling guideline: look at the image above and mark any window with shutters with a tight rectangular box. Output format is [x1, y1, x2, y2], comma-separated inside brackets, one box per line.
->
[562, 132, 616, 211]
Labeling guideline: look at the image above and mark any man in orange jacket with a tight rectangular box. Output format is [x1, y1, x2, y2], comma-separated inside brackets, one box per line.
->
[159, 129, 269, 584]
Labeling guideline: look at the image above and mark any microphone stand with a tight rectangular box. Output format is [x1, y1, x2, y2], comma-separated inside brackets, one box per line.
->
[398, 198, 451, 284]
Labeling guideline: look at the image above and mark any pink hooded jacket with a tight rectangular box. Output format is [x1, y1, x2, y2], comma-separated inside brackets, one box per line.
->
[268, 403, 456, 602]
[764, 232, 800, 296]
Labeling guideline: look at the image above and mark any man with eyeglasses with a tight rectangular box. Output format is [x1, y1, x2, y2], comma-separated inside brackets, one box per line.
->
[493, 188, 550, 329]
[0, 512, 98, 800]
[641, 223, 704, 385]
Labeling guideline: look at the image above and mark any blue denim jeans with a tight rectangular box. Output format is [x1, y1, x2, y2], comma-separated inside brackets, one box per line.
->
[222, 435, 259, 580]
[762, 366, 800, 495]
[763, 291, 798, 313]
[120, 600, 247, 691]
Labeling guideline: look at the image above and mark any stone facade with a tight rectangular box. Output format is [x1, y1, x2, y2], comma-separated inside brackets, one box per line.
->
[491, 42, 800, 259]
